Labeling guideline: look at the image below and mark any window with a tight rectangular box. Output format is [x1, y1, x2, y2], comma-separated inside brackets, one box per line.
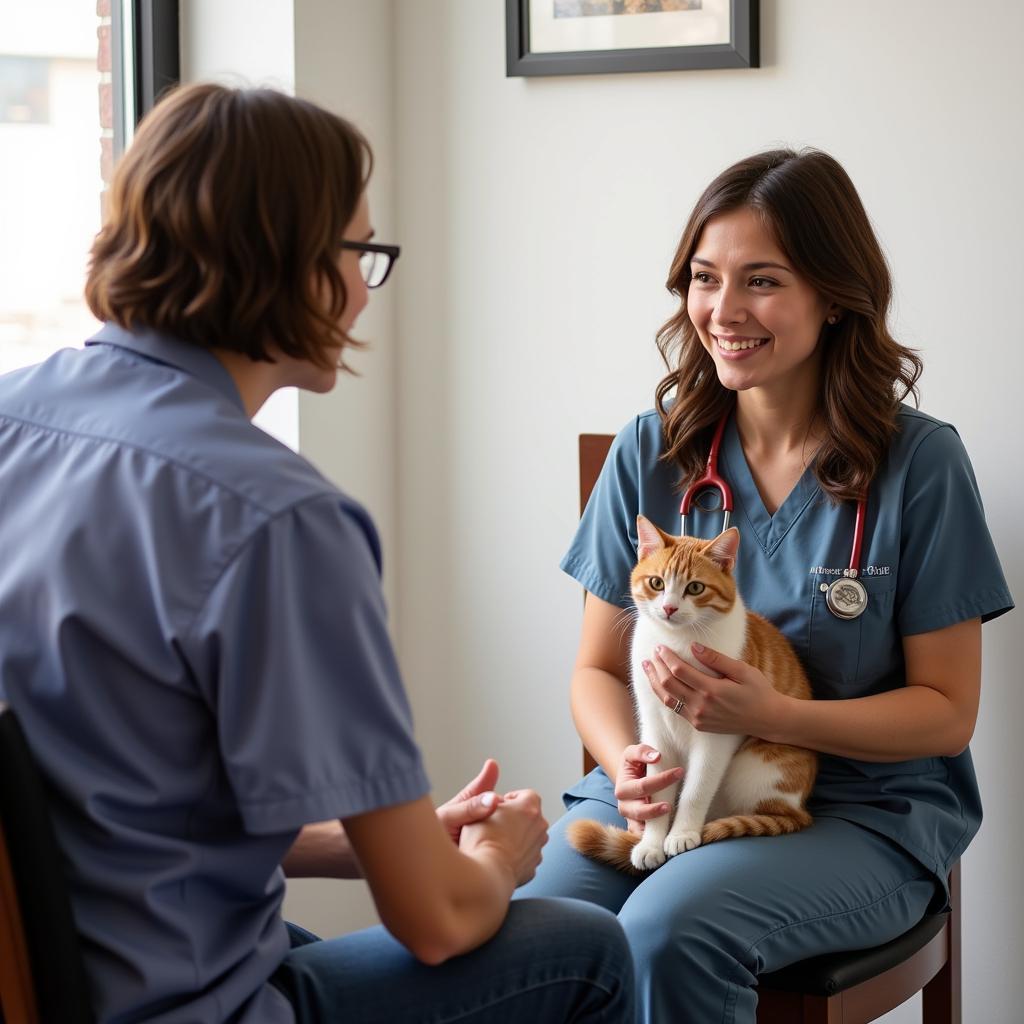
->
[0, 56, 51, 124]
[0, 4, 105, 374]
[0, 1, 179, 377]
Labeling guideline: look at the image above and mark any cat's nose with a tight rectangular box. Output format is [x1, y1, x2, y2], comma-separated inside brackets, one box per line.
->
[662, 604, 678, 619]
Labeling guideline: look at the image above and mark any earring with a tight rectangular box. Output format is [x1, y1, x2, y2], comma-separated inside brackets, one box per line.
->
[827, 315, 839, 324]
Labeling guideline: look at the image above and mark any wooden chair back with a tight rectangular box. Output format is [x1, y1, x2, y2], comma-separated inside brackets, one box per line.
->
[578, 434, 615, 776]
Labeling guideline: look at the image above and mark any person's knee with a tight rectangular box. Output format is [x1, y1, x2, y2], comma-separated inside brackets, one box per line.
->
[512, 896, 630, 962]
[509, 901, 630, 987]
[506, 898, 634, 1015]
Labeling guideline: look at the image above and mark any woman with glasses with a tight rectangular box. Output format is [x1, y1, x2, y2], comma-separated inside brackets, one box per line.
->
[0, 83, 633, 1024]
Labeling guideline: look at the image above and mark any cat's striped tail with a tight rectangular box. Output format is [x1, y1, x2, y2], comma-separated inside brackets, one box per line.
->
[567, 804, 813, 874]
[566, 820, 642, 874]
[701, 804, 812, 844]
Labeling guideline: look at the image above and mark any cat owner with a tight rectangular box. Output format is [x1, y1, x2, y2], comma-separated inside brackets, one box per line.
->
[517, 148, 1013, 1023]
[0, 83, 634, 1024]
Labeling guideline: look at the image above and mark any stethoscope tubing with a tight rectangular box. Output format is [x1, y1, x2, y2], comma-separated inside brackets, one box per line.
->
[678, 409, 869, 620]
[678, 411, 733, 538]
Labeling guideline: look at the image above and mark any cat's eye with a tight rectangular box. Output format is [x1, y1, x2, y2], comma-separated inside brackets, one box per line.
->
[648, 576, 665, 591]
[686, 581, 705, 596]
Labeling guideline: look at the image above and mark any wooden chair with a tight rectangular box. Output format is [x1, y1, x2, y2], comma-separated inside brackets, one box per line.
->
[576, 433, 962, 1024]
[0, 701, 94, 1024]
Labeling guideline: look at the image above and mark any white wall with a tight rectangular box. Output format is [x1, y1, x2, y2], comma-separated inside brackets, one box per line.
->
[392, 3, 1024, 1023]
[181, 2, 1024, 1019]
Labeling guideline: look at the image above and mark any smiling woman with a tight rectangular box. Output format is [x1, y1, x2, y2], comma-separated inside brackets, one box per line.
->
[655, 149, 923, 506]
[686, 207, 835, 400]
[516, 146, 1013, 1024]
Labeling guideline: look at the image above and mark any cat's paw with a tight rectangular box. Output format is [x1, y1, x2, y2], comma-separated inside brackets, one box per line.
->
[631, 841, 667, 871]
[664, 830, 702, 856]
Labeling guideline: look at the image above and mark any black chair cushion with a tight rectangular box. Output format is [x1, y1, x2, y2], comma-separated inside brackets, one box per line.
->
[759, 911, 949, 996]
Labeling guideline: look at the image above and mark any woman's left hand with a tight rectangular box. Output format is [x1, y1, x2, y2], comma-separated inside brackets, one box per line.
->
[643, 644, 785, 738]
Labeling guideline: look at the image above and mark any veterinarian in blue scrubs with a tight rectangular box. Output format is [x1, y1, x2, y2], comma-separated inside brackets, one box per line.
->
[518, 149, 1013, 1024]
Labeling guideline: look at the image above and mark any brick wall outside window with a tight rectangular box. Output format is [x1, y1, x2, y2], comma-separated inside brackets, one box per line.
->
[97, 0, 113, 201]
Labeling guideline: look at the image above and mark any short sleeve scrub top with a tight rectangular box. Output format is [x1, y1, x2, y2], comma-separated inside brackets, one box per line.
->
[560, 406, 1013, 902]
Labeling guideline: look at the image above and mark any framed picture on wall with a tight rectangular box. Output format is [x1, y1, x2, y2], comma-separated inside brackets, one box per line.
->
[506, 0, 759, 77]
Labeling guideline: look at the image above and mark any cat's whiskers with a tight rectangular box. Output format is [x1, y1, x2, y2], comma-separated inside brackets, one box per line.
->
[689, 618, 715, 643]
[611, 607, 638, 644]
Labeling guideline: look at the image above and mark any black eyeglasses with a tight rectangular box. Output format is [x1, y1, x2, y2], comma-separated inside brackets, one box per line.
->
[339, 241, 401, 288]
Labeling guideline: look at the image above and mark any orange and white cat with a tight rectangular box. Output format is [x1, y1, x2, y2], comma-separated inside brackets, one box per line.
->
[569, 517, 817, 873]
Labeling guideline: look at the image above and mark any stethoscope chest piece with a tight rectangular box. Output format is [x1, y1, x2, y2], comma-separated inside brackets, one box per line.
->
[821, 575, 868, 620]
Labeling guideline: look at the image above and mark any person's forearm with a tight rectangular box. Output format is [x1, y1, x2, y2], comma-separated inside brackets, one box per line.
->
[767, 684, 972, 761]
[282, 821, 362, 879]
[434, 847, 517, 957]
[570, 667, 637, 778]
[344, 797, 521, 965]
[373, 835, 516, 965]
[372, 847, 513, 966]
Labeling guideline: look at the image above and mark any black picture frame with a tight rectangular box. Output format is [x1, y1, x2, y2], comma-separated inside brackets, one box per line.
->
[506, 0, 758, 77]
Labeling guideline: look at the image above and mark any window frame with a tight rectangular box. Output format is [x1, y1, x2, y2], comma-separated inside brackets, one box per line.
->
[111, 0, 180, 157]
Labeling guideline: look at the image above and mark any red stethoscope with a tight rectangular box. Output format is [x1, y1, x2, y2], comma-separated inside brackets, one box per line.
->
[679, 410, 869, 620]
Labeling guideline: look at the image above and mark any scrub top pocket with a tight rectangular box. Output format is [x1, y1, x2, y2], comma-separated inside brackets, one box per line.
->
[806, 575, 899, 696]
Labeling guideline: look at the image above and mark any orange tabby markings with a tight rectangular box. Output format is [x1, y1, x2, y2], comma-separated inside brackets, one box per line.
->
[569, 522, 817, 873]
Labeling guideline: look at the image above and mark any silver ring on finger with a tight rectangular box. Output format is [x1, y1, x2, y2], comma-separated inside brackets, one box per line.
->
[671, 697, 686, 715]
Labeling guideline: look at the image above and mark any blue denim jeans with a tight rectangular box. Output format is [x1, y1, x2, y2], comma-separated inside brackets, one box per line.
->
[271, 897, 635, 1023]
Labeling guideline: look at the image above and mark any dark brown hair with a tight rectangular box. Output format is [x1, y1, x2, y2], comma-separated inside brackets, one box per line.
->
[655, 149, 922, 504]
[86, 82, 372, 370]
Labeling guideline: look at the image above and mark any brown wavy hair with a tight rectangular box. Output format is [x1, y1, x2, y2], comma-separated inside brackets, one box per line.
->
[86, 82, 372, 370]
[655, 149, 922, 504]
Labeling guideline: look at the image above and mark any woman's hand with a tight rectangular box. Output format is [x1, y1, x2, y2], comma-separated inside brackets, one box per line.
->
[436, 759, 503, 844]
[613, 743, 684, 835]
[644, 643, 785, 737]
[459, 789, 549, 887]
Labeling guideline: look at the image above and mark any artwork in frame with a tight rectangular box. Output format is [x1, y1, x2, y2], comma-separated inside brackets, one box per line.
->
[506, 0, 759, 77]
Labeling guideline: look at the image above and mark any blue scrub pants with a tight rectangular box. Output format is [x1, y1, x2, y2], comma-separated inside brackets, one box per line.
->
[516, 776, 938, 1024]
[271, 897, 634, 1023]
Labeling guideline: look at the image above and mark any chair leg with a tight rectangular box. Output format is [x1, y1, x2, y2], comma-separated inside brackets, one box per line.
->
[923, 862, 961, 1024]
[758, 991, 845, 1024]
[803, 993, 844, 1023]
[922, 960, 958, 1024]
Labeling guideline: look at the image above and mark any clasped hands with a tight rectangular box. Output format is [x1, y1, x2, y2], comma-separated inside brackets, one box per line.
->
[615, 643, 784, 831]
[439, 758, 548, 887]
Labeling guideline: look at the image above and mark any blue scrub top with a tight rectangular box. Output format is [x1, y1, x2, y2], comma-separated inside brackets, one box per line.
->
[562, 407, 1013, 897]
[0, 325, 431, 1024]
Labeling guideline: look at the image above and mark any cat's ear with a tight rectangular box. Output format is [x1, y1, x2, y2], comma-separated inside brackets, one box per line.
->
[636, 515, 668, 560]
[705, 527, 740, 571]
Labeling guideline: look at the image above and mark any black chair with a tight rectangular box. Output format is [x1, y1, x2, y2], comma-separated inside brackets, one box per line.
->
[756, 863, 959, 1023]
[0, 701, 94, 1023]
[577, 434, 962, 1024]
